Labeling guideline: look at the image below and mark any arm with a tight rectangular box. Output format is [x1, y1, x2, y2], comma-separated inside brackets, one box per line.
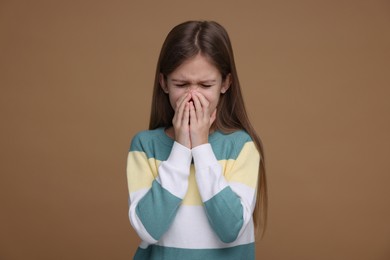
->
[192, 141, 260, 243]
[127, 90, 195, 243]
[127, 140, 192, 244]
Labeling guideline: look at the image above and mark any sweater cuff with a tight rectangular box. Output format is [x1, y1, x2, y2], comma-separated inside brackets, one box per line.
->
[167, 142, 192, 169]
[192, 143, 217, 170]
[192, 143, 228, 202]
[156, 142, 192, 199]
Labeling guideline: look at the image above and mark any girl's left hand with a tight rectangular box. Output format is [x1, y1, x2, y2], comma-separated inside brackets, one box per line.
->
[189, 91, 217, 148]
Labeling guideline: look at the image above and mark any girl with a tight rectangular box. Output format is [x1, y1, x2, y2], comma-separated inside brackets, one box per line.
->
[126, 20, 267, 260]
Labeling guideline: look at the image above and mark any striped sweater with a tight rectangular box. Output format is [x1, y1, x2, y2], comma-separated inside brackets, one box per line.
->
[126, 127, 260, 260]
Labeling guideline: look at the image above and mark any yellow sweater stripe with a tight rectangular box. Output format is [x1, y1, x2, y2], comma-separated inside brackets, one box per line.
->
[127, 142, 258, 206]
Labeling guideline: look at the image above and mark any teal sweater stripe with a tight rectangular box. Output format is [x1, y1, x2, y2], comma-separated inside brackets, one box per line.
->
[204, 186, 244, 243]
[134, 243, 255, 260]
[129, 128, 252, 161]
[136, 180, 182, 240]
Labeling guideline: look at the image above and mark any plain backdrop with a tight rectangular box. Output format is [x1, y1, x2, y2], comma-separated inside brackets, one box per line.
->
[1, 0, 389, 259]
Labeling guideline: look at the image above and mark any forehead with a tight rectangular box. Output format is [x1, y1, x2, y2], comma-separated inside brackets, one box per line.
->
[169, 54, 221, 81]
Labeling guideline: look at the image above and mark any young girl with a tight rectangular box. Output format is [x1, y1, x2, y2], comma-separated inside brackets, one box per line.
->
[126, 20, 267, 260]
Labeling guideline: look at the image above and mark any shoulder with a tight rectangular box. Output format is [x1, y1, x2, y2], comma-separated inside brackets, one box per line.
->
[128, 128, 173, 160]
[129, 128, 164, 151]
[225, 130, 252, 143]
[211, 130, 255, 160]
[215, 129, 253, 145]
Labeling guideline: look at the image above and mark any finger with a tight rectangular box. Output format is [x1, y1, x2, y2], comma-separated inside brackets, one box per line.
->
[174, 102, 184, 126]
[174, 93, 191, 124]
[189, 101, 196, 124]
[194, 92, 210, 118]
[175, 92, 191, 111]
[191, 92, 203, 119]
[194, 91, 209, 108]
[182, 102, 190, 125]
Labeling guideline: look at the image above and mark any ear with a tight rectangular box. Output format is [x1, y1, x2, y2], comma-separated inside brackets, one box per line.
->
[220, 73, 232, 94]
[159, 73, 169, 93]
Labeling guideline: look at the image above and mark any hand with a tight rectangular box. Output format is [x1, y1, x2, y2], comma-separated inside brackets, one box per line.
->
[189, 91, 217, 148]
[172, 93, 192, 148]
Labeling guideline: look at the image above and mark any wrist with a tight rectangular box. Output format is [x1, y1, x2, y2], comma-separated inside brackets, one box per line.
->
[177, 139, 191, 149]
[191, 140, 208, 148]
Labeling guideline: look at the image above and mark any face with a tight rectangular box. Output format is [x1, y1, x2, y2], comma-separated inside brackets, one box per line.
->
[160, 53, 231, 114]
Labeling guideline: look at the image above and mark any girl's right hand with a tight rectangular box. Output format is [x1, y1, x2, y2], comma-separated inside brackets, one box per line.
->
[172, 93, 192, 149]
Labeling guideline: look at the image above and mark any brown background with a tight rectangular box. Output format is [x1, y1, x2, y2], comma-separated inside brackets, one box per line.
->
[1, 0, 389, 259]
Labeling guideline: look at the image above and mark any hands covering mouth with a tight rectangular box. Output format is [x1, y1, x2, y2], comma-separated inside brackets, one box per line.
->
[172, 91, 216, 149]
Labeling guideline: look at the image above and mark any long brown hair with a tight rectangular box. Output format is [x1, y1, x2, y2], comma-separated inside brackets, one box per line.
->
[149, 20, 268, 237]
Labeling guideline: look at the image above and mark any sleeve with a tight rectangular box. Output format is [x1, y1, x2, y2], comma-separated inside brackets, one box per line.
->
[192, 141, 260, 243]
[127, 139, 192, 244]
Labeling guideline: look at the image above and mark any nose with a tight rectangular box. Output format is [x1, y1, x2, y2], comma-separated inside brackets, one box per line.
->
[188, 84, 199, 91]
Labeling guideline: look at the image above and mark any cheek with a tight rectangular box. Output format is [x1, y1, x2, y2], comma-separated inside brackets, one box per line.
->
[204, 92, 221, 112]
[210, 99, 219, 113]
[169, 92, 184, 111]
[169, 96, 178, 110]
